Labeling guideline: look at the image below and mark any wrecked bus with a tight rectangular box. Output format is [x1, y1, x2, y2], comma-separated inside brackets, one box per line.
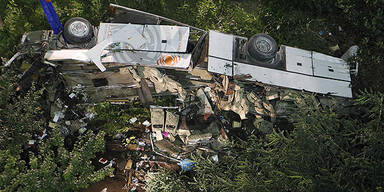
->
[6, 4, 357, 102]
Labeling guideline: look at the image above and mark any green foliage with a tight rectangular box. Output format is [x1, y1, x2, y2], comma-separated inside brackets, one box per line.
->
[1, 0, 384, 191]
[0, 71, 44, 155]
[91, 96, 174, 136]
[323, 0, 384, 91]
[354, 90, 384, 160]
[0, 0, 110, 58]
[145, 169, 190, 192]
[0, 69, 112, 191]
[117, 0, 262, 36]
[251, 0, 384, 91]
[91, 102, 150, 136]
[146, 93, 384, 191]
[1, 130, 112, 191]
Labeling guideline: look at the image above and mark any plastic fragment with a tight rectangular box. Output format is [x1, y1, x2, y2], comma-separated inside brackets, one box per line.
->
[129, 117, 138, 124]
[211, 154, 219, 162]
[142, 120, 151, 127]
[69, 93, 76, 98]
[162, 131, 169, 138]
[178, 159, 195, 171]
[79, 127, 87, 134]
[28, 140, 36, 146]
[53, 112, 63, 122]
[99, 157, 108, 164]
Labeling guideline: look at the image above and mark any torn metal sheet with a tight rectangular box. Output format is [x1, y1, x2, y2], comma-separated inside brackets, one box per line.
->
[5, 52, 22, 67]
[142, 67, 166, 93]
[141, 67, 187, 100]
[230, 85, 249, 120]
[187, 133, 212, 145]
[60, 66, 145, 102]
[247, 92, 266, 116]
[217, 85, 249, 120]
[44, 49, 90, 62]
[196, 88, 214, 117]
[138, 78, 153, 105]
[124, 67, 141, 82]
[154, 140, 182, 158]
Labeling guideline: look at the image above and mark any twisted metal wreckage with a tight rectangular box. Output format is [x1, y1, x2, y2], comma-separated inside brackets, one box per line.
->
[5, 3, 359, 191]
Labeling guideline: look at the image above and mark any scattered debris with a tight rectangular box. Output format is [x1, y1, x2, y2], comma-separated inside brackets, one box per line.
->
[165, 111, 179, 134]
[28, 140, 36, 146]
[266, 91, 279, 101]
[52, 111, 64, 122]
[138, 78, 154, 106]
[142, 120, 151, 127]
[329, 44, 340, 52]
[99, 158, 108, 165]
[154, 140, 182, 159]
[69, 92, 76, 99]
[197, 88, 214, 118]
[178, 159, 195, 172]
[129, 117, 138, 124]
[150, 108, 164, 141]
[141, 67, 187, 101]
[211, 154, 219, 162]
[187, 132, 212, 146]
[232, 121, 241, 128]
[7, 4, 356, 191]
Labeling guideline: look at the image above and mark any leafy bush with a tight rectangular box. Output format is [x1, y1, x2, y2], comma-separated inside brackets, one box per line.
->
[145, 93, 384, 192]
[0, 69, 112, 191]
[250, 0, 384, 91]
[0, 0, 110, 58]
[1, 1, 384, 191]
[91, 102, 150, 136]
[146, 169, 190, 192]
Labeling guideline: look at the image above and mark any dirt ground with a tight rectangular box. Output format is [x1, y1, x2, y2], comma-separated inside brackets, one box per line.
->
[83, 177, 127, 192]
